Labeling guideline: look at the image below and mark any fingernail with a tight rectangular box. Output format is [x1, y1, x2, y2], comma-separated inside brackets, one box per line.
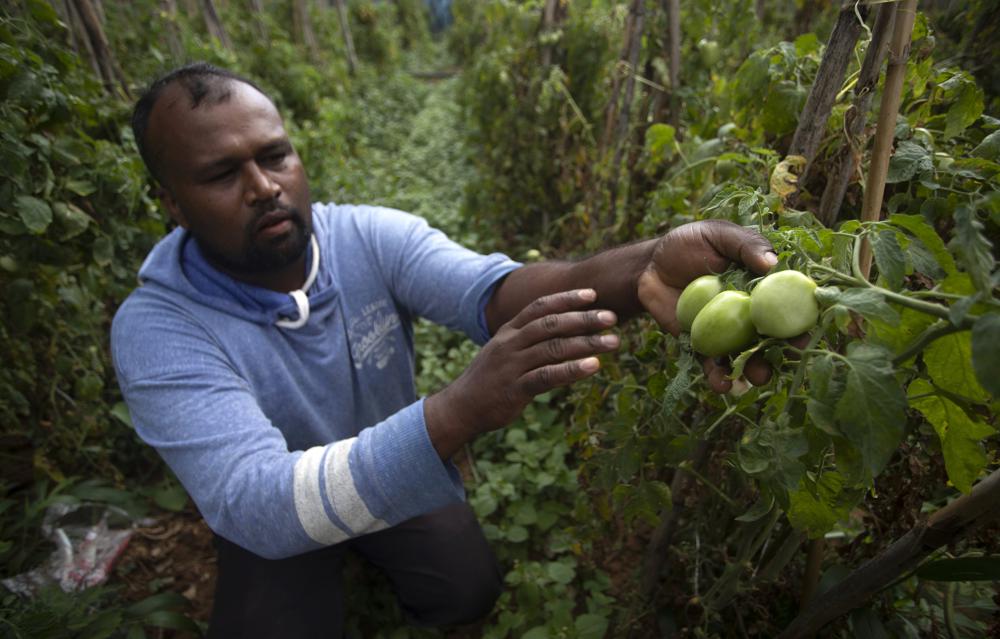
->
[764, 251, 778, 266]
[601, 334, 619, 347]
[580, 357, 600, 372]
[578, 289, 597, 301]
[597, 311, 616, 324]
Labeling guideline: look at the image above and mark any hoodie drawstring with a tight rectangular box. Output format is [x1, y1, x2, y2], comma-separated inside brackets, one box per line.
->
[276, 234, 320, 330]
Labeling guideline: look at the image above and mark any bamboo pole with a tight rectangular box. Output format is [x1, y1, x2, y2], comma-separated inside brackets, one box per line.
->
[776, 467, 1000, 639]
[858, 0, 918, 280]
[818, 3, 898, 227]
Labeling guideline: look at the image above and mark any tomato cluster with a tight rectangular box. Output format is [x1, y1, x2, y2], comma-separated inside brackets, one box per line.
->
[678, 270, 819, 358]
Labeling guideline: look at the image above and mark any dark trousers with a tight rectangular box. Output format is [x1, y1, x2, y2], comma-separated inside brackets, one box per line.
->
[206, 502, 502, 638]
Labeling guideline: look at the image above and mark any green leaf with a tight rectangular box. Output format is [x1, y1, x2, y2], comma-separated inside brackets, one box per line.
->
[971, 130, 1000, 161]
[125, 592, 189, 619]
[14, 195, 52, 233]
[806, 354, 844, 436]
[575, 613, 609, 639]
[971, 314, 1000, 397]
[830, 288, 900, 325]
[924, 332, 989, 403]
[942, 75, 984, 139]
[150, 480, 188, 512]
[834, 344, 906, 479]
[886, 141, 932, 183]
[65, 178, 97, 197]
[93, 236, 114, 266]
[645, 123, 675, 159]
[506, 525, 529, 543]
[916, 556, 1000, 581]
[889, 214, 957, 276]
[546, 561, 575, 585]
[660, 349, 695, 415]
[53, 201, 93, 240]
[867, 308, 935, 360]
[787, 472, 854, 538]
[870, 230, 905, 291]
[735, 494, 774, 522]
[949, 205, 995, 293]
[909, 378, 994, 493]
[143, 610, 201, 633]
[110, 402, 134, 428]
[523, 626, 550, 639]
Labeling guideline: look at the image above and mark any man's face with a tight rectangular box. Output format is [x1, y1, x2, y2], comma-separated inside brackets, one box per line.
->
[149, 81, 312, 281]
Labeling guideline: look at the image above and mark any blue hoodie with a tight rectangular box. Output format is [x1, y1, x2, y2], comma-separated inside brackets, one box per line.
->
[111, 203, 520, 559]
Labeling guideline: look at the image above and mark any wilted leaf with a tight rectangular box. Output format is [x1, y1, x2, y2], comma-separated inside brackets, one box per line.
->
[770, 155, 807, 204]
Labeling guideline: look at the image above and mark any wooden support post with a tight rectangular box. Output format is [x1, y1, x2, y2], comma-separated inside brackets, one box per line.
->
[858, 0, 918, 280]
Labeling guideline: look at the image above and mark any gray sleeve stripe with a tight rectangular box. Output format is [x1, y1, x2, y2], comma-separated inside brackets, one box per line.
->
[324, 438, 389, 536]
[293, 445, 350, 545]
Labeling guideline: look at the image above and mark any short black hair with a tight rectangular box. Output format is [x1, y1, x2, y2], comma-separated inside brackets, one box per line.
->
[131, 62, 268, 183]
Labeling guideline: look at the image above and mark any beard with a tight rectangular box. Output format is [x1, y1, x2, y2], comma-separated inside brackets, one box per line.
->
[195, 203, 312, 276]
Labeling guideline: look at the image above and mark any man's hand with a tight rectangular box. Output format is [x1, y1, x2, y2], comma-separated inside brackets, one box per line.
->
[425, 289, 619, 459]
[637, 220, 778, 393]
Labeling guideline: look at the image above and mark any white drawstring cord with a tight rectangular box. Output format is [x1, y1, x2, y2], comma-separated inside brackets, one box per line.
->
[275, 234, 320, 329]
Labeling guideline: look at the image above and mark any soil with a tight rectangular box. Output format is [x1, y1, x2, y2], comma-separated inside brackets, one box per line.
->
[114, 506, 217, 632]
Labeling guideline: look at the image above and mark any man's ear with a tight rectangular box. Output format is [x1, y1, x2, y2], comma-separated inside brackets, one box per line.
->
[159, 186, 189, 229]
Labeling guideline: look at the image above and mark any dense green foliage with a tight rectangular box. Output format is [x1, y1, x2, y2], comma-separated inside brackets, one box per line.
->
[1, 0, 998, 637]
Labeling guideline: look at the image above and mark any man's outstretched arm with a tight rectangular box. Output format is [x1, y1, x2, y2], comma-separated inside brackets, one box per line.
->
[425, 220, 779, 460]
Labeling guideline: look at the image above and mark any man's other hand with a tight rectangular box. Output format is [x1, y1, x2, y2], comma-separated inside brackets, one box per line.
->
[425, 289, 619, 458]
[637, 220, 778, 393]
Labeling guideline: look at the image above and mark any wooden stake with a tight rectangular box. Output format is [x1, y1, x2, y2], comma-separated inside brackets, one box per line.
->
[858, 0, 918, 280]
[818, 3, 897, 227]
[777, 467, 1000, 639]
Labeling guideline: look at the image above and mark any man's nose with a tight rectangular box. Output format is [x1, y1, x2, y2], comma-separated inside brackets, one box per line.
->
[243, 162, 281, 204]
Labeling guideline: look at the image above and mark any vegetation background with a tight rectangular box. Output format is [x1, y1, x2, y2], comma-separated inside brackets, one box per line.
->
[0, 0, 998, 637]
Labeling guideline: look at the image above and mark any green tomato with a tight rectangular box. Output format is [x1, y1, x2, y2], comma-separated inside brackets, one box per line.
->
[750, 270, 819, 338]
[676, 275, 724, 331]
[690, 290, 756, 357]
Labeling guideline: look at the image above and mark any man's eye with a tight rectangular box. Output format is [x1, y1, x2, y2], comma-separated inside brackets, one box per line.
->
[262, 152, 287, 166]
[209, 168, 236, 182]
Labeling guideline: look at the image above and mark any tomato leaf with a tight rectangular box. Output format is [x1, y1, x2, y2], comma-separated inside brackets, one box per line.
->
[870, 230, 906, 291]
[971, 314, 1000, 397]
[660, 348, 695, 415]
[924, 332, 990, 403]
[886, 141, 932, 183]
[575, 613, 610, 639]
[787, 472, 855, 538]
[827, 288, 900, 325]
[971, 130, 1000, 161]
[889, 214, 957, 276]
[806, 354, 844, 436]
[834, 344, 906, 479]
[949, 205, 995, 294]
[909, 378, 994, 493]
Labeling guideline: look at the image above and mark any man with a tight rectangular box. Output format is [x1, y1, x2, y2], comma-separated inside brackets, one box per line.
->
[112, 63, 777, 637]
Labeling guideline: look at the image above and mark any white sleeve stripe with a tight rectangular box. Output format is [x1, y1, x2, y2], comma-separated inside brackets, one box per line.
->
[293, 446, 350, 545]
[325, 439, 389, 536]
